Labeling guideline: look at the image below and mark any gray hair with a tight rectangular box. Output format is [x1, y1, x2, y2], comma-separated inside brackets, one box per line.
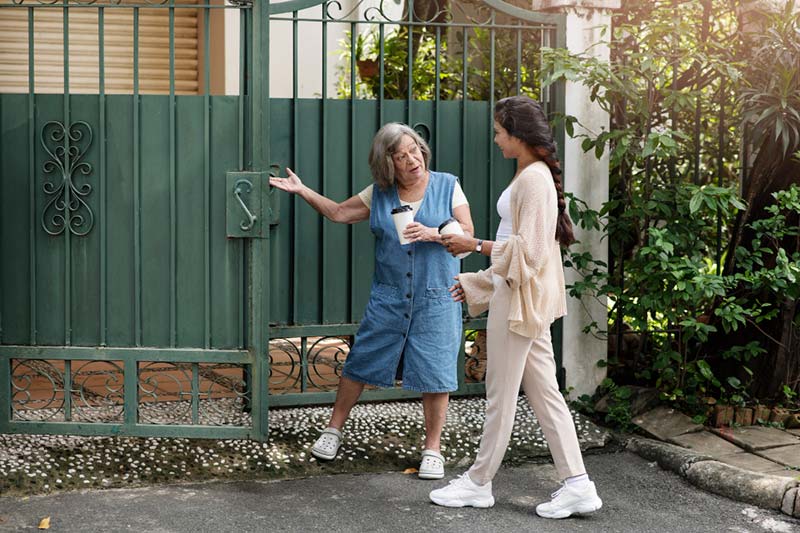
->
[368, 123, 432, 190]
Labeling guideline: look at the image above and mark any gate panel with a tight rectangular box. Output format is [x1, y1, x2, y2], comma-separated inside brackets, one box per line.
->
[0, 94, 31, 345]
[174, 96, 207, 347]
[266, 0, 566, 404]
[0, 94, 248, 350]
[0, 1, 269, 439]
[106, 94, 136, 347]
[140, 95, 172, 347]
[69, 95, 103, 346]
[209, 95, 246, 350]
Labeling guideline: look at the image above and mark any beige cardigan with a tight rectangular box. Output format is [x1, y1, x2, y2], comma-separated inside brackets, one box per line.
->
[459, 161, 567, 338]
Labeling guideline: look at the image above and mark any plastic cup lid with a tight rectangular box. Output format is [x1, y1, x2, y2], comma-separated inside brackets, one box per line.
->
[438, 217, 458, 232]
[391, 205, 413, 214]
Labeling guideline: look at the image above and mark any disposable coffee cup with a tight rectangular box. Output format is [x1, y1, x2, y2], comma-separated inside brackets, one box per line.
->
[438, 217, 471, 259]
[391, 205, 415, 245]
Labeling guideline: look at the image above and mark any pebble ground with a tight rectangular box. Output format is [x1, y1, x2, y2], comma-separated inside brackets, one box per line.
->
[0, 396, 609, 496]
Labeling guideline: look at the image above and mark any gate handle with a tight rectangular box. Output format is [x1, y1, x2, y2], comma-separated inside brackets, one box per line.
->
[233, 179, 257, 231]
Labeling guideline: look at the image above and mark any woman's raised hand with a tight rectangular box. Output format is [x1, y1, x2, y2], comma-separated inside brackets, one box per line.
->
[269, 167, 305, 194]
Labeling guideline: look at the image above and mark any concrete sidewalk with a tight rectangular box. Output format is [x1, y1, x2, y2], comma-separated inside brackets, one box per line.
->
[629, 406, 800, 519]
[2, 453, 799, 532]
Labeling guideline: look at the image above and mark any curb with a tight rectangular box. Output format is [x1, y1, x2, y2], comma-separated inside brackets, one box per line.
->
[627, 437, 800, 518]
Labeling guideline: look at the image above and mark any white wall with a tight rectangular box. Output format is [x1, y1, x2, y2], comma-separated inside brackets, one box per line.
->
[224, 6, 241, 95]
[535, 0, 618, 398]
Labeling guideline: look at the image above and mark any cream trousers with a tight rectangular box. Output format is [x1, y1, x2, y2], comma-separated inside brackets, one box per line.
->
[467, 276, 586, 485]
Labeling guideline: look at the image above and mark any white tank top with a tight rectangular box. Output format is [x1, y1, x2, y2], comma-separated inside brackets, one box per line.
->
[495, 184, 513, 243]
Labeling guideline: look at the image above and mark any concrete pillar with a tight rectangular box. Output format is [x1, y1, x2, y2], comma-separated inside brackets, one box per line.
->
[534, 0, 619, 398]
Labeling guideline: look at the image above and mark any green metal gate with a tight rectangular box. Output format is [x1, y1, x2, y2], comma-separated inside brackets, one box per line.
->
[0, 0, 272, 439]
[0, 0, 566, 438]
[264, 0, 566, 406]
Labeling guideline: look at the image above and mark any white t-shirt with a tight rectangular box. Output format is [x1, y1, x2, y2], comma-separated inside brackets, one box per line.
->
[495, 184, 513, 243]
[358, 181, 469, 218]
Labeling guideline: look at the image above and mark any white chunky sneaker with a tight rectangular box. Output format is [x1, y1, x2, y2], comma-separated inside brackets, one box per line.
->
[429, 473, 495, 508]
[535, 481, 603, 519]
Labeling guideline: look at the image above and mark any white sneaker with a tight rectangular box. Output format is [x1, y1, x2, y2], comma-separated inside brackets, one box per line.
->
[429, 473, 495, 508]
[535, 481, 603, 519]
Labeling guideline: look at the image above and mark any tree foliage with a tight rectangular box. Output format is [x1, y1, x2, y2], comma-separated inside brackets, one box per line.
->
[545, 0, 800, 412]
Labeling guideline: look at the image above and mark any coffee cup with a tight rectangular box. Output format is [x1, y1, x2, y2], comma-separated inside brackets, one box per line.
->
[391, 205, 415, 244]
[438, 217, 471, 259]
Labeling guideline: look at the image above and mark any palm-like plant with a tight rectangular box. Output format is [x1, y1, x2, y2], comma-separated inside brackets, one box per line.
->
[721, 0, 800, 398]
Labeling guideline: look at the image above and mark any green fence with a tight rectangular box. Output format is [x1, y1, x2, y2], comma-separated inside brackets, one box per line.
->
[0, 0, 270, 439]
[265, 0, 566, 406]
[0, 0, 566, 438]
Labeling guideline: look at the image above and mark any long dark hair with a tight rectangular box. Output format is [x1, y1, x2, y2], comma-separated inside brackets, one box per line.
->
[494, 96, 575, 247]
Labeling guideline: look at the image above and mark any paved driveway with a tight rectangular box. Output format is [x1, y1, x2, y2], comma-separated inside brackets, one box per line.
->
[1, 452, 798, 532]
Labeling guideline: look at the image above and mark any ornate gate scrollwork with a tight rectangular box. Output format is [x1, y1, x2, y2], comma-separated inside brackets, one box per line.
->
[40, 120, 94, 237]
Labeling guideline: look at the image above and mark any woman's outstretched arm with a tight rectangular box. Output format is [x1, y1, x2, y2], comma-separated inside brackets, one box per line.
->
[270, 167, 369, 224]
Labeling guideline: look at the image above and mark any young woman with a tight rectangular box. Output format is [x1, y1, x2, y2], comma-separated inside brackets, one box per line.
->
[431, 96, 602, 518]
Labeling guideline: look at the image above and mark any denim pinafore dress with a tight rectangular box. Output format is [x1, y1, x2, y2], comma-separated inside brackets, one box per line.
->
[342, 171, 462, 392]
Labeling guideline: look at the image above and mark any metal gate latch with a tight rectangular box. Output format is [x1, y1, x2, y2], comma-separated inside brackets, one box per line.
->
[234, 179, 258, 231]
[226, 171, 278, 238]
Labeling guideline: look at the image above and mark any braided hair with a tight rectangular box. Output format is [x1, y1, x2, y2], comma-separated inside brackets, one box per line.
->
[494, 96, 575, 247]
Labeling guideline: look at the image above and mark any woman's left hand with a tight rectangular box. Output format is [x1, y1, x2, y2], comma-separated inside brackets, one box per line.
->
[441, 234, 476, 256]
[403, 222, 439, 243]
[449, 276, 465, 303]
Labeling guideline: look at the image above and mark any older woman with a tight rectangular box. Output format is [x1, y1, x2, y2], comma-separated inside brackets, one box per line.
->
[269, 123, 474, 480]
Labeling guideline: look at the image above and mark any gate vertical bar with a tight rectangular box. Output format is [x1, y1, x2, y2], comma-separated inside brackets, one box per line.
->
[238, 10, 245, 348]
[379, 23, 385, 125]
[28, 7, 37, 345]
[291, 10, 300, 324]
[64, 359, 72, 421]
[348, 21, 356, 322]
[552, 20, 567, 385]
[0, 357, 9, 433]
[457, 25, 468, 392]
[541, 29, 550, 112]
[321, 6, 329, 323]
[125, 6, 143, 432]
[249, 0, 271, 440]
[434, 26, 441, 169]
[488, 13, 496, 234]
[204, 5, 212, 347]
[516, 28, 521, 95]
[133, 7, 142, 347]
[406, 1, 413, 125]
[192, 363, 199, 424]
[63, 0, 72, 346]
[169, 1, 177, 347]
[99, 7, 107, 345]
[460, 26, 467, 185]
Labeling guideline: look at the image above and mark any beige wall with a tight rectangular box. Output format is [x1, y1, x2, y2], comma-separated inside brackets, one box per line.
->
[0, 0, 239, 95]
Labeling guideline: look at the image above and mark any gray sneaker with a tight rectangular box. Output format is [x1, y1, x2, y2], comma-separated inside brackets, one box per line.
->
[429, 473, 495, 508]
[535, 481, 603, 519]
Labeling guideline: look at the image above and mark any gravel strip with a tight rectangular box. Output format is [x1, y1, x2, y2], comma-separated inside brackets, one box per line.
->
[0, 395, 609, 496]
